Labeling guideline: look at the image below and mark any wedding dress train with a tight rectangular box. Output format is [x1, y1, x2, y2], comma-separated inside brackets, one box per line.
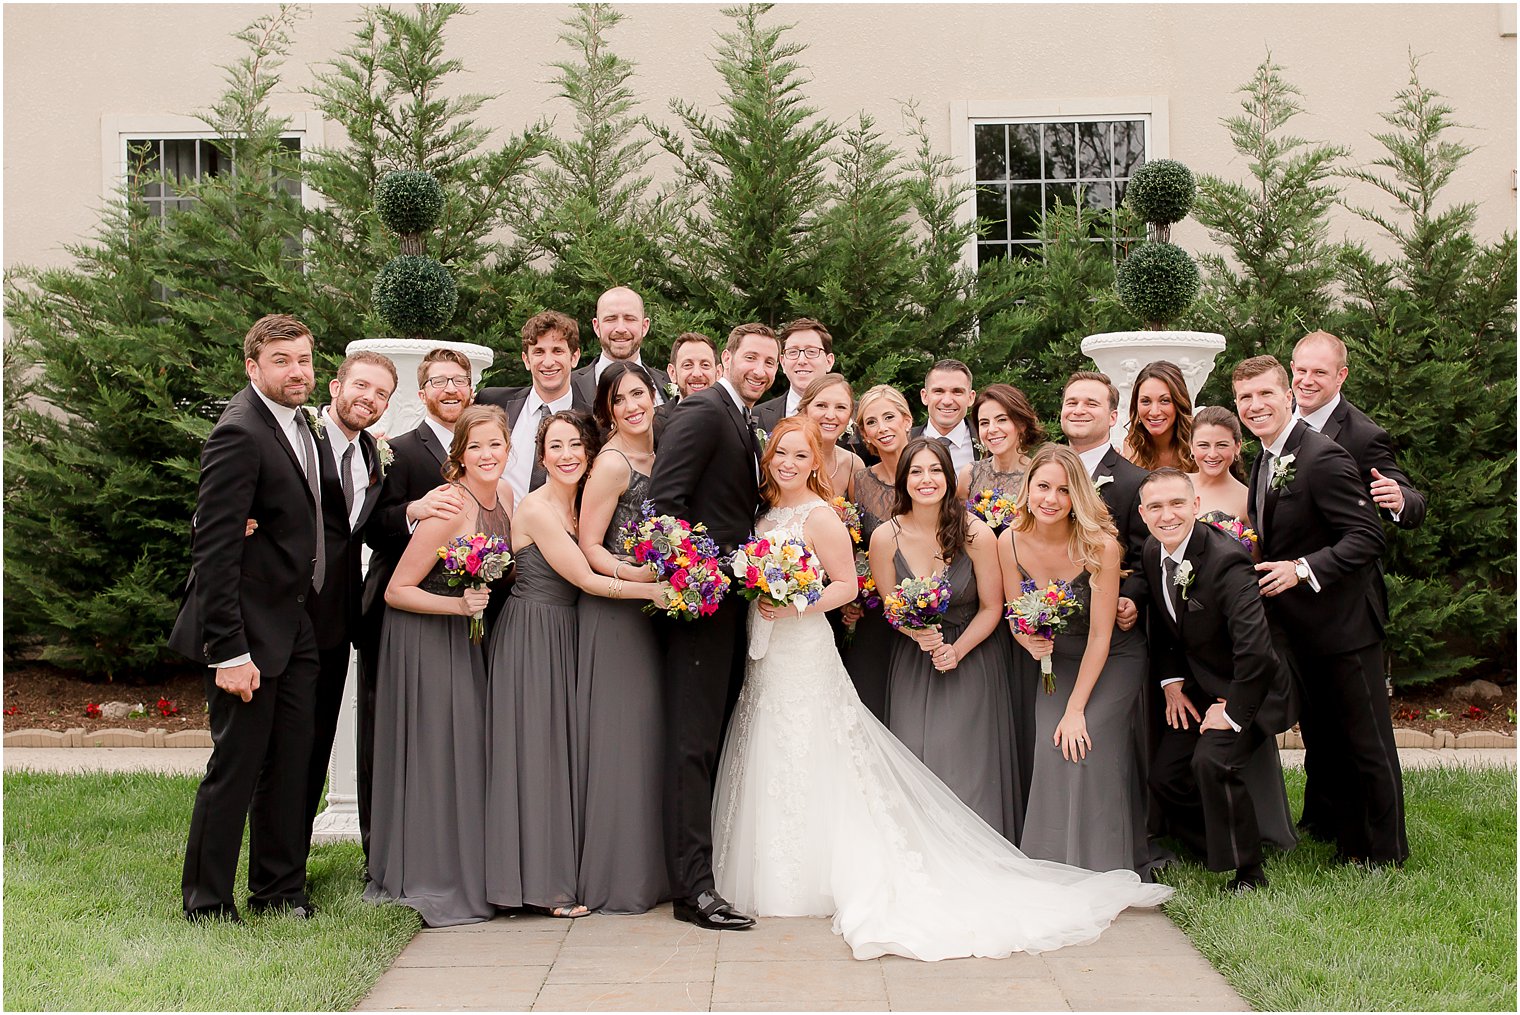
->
[712, 500, 1172, 961]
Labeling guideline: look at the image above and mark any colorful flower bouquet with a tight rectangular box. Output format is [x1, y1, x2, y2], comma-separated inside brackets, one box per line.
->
[831, 497, 863, 545]
[882, 573, 954, 631]
[1207, 515, 1258, 553]
[730, 536, 826, 659]
[620, 502, 729, 620]
[1004, 578, 1083, 692]
[438, 532, 513, 643]
[968, 487, 1019, 533]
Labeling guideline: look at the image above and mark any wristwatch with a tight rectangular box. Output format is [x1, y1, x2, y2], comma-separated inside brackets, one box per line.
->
[1293, 558, 1310, 582]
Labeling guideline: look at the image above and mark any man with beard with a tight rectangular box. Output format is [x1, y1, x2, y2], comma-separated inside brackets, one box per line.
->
[302, 351, 396, 844]
[570, 286, 670, 407]
[654, 331, 718, 442]
[356, 347, 473, 860]
[170, 314, 324, 922]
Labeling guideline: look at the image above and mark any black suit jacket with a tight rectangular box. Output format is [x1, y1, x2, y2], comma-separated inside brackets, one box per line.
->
[362, 422, 449, 619]
[650, 385, 760, 549]
[1247, 420, 1386, 655]
[1319, 397, 1426, 530]
[1091, 445, 1150, 607]
[306, 413, 382, 651]
[1144, 523, 1295, 734]
[570, 360, 670, 410]
[168, 386, 318, 675]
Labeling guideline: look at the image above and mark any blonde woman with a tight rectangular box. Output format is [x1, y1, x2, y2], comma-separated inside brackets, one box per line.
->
[999, 444, 1150, 875]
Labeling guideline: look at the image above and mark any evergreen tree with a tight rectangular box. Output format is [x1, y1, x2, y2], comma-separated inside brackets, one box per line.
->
[1191, 54, 1348, 407]
[3, 9, 312, 677]
[1333, 55, 1517, 684]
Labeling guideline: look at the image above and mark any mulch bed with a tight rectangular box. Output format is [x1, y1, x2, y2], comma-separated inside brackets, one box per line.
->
[4, 660, 1515, 738]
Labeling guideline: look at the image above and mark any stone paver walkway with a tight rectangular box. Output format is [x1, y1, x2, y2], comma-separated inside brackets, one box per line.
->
[355, 904, 1247, 1013]
[3, 746, 212, 774]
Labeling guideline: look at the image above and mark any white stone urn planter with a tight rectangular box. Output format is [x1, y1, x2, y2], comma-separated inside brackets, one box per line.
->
[1080, 330, 1227, 446]
[310, 336, 494, 844]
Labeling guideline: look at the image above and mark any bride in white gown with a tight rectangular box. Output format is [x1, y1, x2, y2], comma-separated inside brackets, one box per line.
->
[713, 417, 1172, 961]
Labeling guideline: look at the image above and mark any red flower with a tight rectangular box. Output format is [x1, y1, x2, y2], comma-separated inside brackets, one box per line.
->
[85, 703, 102, 718]
[2, 706, 18, 716]
[157, 697, 179, 717]
[1467, 705, 1485, 720]
[464, 551, 482, 574]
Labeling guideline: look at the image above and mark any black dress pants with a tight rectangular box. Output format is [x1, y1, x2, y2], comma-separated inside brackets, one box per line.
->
[183, 615, 319, 915]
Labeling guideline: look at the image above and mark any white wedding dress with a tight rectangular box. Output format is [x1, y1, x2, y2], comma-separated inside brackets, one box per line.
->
[713, 500, 1173, 961]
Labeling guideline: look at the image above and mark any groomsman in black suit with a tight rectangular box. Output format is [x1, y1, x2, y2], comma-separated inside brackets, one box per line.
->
[569, 286, 670, 408]
[170, 314, 324, 922]
[302, 351, 396, 843]
[753, 318, 835, 432]
[651, 322, 780, 931]
[1290, 330, 1426, 842]
[355, 347, 474, 858]
[654, 331, 718, 443]
[908, 359, 977, 473]
[1139, 469, 1295, 892]
[477, 310, 590, 504]
[1234, 355, 1406, 867]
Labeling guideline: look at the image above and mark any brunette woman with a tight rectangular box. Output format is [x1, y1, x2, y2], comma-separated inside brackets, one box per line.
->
[1122, 361, 1195, 471]
[799, 372, 864, 499]
[956, 382, 1047, 501]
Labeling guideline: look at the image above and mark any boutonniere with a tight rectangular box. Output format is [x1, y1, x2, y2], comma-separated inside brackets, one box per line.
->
[971, 435, 988, 457]
[304, 406, 326, 440]
[664, 381, 680, 402]
[1093, 474, 1114, 491]
[1174, 559, 1195, 601]
[375, 435, 394, 477]
[1270, 452, 1296, 491]
[844, 419, 858, 441]
[755, 425, 770, 449]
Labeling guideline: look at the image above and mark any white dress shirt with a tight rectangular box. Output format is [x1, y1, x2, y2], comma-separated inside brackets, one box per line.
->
[505, 387, 574, 502]
[923, 418, 975, 472]
[1292, 392, 1339, 433]
[1157, 524, 1241, 731]
[321, 407, 369, 530]
[1078, 442, 1113, 477]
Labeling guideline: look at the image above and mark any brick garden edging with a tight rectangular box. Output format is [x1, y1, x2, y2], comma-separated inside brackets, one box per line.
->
[4, 727, 1514, 750]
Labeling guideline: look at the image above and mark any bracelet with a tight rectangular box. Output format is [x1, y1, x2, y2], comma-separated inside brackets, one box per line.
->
[608, 577, 625, 598]
[614, 562, 626, 580]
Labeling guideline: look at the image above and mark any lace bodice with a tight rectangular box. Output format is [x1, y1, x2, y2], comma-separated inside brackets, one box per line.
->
[851, 466, 896, 544]
[967, 458, 1027, 500]
[756, 499, 833, 577]
[602, 454, 653, 556]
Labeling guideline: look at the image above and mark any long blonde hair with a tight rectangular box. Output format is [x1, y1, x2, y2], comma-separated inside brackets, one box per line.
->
[855, 384, 912, 456]
[1012, 443, 1118, 575]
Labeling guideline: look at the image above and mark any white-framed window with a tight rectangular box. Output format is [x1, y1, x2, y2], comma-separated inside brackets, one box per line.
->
[949, 98, 1169, 268]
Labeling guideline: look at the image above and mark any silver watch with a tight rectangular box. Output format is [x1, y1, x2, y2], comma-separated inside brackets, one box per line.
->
[1294, 558, 1310, 581]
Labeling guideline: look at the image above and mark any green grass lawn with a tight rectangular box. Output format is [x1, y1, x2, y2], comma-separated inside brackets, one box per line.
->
[3, 771, 420, 1011]
[1160, 765, 1517, 1012]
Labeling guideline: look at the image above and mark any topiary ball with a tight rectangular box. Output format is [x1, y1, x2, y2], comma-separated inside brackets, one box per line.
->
[1124, 160, 1195, 227]
[371, 255, 458, 337]
[1115, 242, 1200, 327]
[375, 170, 446, 237]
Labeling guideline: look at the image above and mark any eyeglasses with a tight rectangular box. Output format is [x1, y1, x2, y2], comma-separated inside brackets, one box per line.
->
[424, 376, 471, 390]
[782, 347, 826, 361]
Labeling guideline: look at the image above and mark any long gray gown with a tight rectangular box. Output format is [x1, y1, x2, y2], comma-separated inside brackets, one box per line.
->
[574, 459, 669, 913]
[363, 496, 507, 927]
[485, 542, 581, 911]
[1013, 545, 1152, 875]
[883, 536, 1022, 844]
[841, 466, 895, 721]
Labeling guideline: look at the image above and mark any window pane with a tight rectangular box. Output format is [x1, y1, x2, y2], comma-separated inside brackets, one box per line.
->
[1115, 120, 1146, 177]
[1081, 181, 1114, 211]
[977, 242, 1008, 269]
[162, 139, 197, 185]
[1009, 242, 1040, 262]
[977, 185, 1008, 241]
[1078, 122, 1110, 180]
[1043, 122, 1077, 180]
[974, 124, 1007, 181]
[1007, 123, 1041, 180]
[1006, 184, 1042, 240]
[1044, 181, 1078, 214]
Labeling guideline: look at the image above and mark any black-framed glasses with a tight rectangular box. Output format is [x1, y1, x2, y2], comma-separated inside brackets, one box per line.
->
[782, 347, 826, 361]
[424, 376, 471, 390]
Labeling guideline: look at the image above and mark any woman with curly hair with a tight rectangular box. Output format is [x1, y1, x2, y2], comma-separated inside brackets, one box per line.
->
[1123, 360, 1195, 471]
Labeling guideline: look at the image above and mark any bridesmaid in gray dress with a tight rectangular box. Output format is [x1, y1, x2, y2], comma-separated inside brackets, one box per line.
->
[867, 437, 1021, 844]
[574, 363, 669, 913]
[1001, 444, 1149, 875]
[366, 405, 515, 927]
[842, 384, 915, 722]
[486, 412, 666, 917]
[956, 383, 1047, 812]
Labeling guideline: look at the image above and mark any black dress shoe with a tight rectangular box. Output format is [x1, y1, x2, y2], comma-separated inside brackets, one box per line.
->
[185, 904, 243, 925]
[1225, 868, 1268, 894]
[249, 900, 318, 919]
[673, 891, 755, 931]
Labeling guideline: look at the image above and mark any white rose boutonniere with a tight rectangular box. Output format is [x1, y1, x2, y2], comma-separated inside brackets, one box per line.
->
[1270, 452, 1297, 491]
[305, 406, 326, 440]
[1093, 474, 1114, 491]
[1174, 559, 1195, 601]
[375, 435, 395, 477]
[755, 425, 770, 449]
[664, 381, 681, 402]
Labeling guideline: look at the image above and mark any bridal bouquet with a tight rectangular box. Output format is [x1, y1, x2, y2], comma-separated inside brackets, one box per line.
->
[1004, 578, 1083, 692]
[438, 532, 513, 643]
[967, 488, 1019, 533]
[882, 573, 954, 631]
[1207, 515, 1258, 553]
[730, 536, 825, 659]
[619, 502, 729, 620]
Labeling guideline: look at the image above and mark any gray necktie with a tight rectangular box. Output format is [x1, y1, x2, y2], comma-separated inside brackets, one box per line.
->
[296, 417, 325, 593]
[1255, 450, 1272, 539]
[1163, 555, 1179, 622]
[528, 403, 551, 491]
[340, 442, 356, 519]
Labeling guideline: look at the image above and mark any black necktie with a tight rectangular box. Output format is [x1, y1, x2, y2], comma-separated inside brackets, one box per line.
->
[340, 442, 356, 519]
[936, 435, 953, 449]
[1163, 555, 1179, 622]
[1255, 450, 1273, 537]
[295, 417, 325, 593]
[529, 403, 551, 491]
